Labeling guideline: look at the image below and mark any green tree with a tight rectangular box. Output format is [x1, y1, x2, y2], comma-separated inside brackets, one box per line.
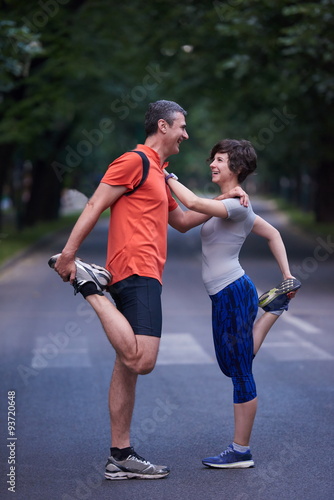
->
[0, 18, 43, 229]
[168, 0, 334, 221]
[1, 0, 333, 229]
[0, 0, 172, 227]
[134, 0, 334, 221]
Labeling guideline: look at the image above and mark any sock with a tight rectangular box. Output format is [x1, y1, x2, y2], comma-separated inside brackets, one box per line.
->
[232, 442, 250, 453]
[110, 447, 133, 460]
[269, 309, 284, 317]
[80, 281, 104, 298]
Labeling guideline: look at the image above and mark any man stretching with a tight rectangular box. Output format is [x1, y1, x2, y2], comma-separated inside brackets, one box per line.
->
[49, 100, 216, 479]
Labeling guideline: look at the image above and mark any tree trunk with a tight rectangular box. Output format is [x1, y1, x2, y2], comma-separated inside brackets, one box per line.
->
[24, 157, 63, 226]
[314, 160, 334, 223]
[24, 125, 74, 226]
[0, 145, 14, 231]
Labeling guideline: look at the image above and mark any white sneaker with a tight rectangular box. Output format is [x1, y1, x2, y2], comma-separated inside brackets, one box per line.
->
[105, 447, 170, 480]
[48, 254, 111, 295]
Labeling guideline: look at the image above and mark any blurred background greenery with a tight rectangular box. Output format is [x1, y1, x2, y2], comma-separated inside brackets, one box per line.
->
[0, 0, 333, 262]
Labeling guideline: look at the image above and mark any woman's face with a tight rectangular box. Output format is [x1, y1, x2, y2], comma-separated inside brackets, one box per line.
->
[209, 152, 236, 185]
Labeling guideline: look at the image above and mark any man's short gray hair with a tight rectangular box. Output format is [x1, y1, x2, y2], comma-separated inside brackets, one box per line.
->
[144, 100, 187, 137]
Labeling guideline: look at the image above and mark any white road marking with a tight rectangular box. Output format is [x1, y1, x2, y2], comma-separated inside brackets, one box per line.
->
[281, 313, 321, 334]
[157, 333, 214, 365]
[29, 317, 332, 367]
[261, 329, 334, 361]
[31, 336, 91, 368]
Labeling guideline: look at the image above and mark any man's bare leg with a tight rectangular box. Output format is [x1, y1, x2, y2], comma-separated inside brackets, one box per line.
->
[85, 294, 160, 374]
[109, 356, 138, 449]
[109, 335, 160, 448]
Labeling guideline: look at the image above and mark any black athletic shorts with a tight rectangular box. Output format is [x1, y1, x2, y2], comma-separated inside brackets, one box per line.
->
[108, 275, 162, 338]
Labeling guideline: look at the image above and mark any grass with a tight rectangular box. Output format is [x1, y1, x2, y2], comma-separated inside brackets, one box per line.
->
[274, 198, 334, 238]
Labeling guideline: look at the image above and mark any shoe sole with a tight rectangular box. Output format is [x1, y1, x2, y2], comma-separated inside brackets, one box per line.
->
[48, 256, 58, 269]
[202, 460, 254, 469]
[258, 278, 301, 308]
[105, 470, 170, 480]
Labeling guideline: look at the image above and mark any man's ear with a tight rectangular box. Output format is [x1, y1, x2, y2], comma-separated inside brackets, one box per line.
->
[158, 119, 168, 134]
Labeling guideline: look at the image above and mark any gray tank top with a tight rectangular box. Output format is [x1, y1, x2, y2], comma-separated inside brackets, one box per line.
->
[200, 198, 256, 295]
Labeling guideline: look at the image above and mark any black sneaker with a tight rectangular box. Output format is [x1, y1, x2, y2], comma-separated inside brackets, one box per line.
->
[105, 447, 170, 480]
[258, 278, 301, 312]
[48, 253, 112, 295]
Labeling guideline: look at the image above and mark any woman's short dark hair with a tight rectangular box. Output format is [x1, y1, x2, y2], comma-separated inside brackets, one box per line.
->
[144, 100, 187, 137]
[208, 139, 257, 183]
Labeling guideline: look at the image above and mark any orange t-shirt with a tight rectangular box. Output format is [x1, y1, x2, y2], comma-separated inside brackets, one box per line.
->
[101, 144, 178, 285]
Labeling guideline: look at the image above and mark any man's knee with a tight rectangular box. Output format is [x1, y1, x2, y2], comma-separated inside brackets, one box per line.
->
[138, 363, 155, 375]
[120, 349, 157, 375]
[130, 335, 159, 375]
[131, 357, 156, 375]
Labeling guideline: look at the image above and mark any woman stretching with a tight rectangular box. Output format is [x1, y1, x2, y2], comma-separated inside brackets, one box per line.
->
[165, 139, 300, 468]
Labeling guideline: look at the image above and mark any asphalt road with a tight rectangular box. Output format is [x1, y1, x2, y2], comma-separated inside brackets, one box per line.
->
[0, 198, 333, 500]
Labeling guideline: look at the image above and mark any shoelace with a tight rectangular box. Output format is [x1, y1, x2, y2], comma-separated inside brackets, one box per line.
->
[220, 446, 234, 457]
[128, 451, 149, 464]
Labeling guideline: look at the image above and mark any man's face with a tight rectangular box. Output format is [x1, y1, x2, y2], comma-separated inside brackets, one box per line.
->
[164, 112, 189, 155]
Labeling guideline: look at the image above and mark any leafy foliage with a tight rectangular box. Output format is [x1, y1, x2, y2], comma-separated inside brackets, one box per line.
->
[0, 0, 333, 226]
[0, 19, 43, 93]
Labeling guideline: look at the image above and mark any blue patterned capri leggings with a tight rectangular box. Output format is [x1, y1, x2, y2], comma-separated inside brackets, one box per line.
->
[210, 274, 258, 404]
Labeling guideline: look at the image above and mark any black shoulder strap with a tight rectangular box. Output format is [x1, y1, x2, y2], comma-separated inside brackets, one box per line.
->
[124, 150, 150, 197]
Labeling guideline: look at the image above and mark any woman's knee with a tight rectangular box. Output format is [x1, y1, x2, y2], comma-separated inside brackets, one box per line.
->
[232, 374, 257, 404]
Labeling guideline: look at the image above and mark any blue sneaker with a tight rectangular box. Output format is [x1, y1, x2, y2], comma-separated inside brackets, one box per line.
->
[202, 444, 254, 469]
[258, 278, 301, 312]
